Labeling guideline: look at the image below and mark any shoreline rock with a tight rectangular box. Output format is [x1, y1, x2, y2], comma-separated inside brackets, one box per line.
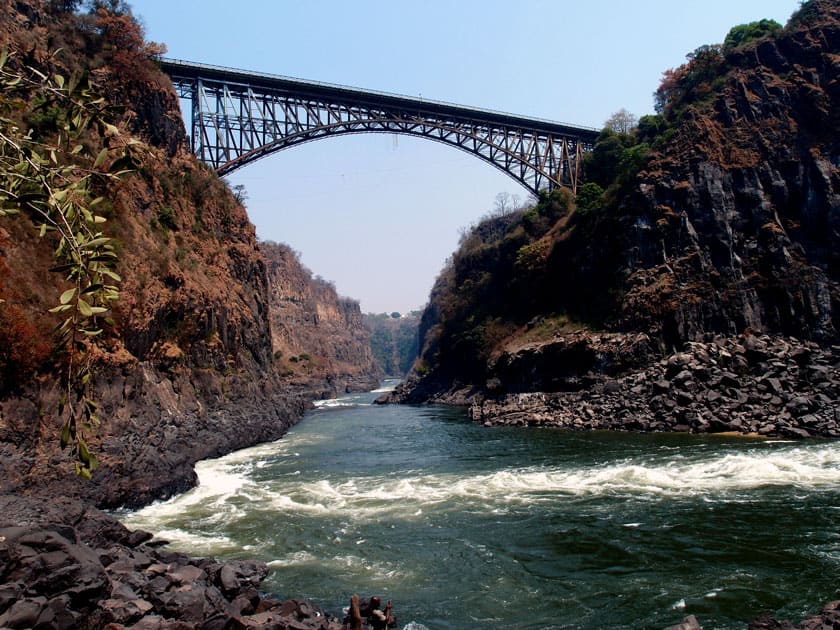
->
[384, 333, 840, 439]
[0, 494, 345, 629]
[0, 362, 380, 512]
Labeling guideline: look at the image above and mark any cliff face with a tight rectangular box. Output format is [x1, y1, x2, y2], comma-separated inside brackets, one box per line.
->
[0, 0, 377, 508]
[394, 0, 840, 409]
[620, 0, 840, 345]
[262, 241, 380, 394]
[364, 313, 420, 378]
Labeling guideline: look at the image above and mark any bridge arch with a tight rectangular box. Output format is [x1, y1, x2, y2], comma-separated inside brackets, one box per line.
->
[160, 59, 599, 196]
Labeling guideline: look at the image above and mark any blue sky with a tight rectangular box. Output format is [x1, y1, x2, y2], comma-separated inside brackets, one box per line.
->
[129, 0, 801, 314]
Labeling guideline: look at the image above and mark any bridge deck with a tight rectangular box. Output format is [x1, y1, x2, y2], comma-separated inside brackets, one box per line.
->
[159, 58, 599, 142]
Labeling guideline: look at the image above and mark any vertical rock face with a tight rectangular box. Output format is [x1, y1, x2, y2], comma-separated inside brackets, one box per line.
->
[262, 241, 381, 395]
[619, 1, 840, 345]
[0, 0, 379, 508]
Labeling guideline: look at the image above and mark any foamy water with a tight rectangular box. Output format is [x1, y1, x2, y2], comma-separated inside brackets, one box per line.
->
[123, 441, 840, 533]
[119, 388, 840, 629]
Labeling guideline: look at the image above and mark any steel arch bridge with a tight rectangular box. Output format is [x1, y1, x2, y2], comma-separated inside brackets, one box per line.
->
[160, 59, 600, 195]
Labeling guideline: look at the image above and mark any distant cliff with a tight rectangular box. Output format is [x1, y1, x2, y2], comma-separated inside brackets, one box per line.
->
[364, 312, 420, 378]
[262, 241, 380, 394]
[0, 0, 378, 508]
[390, 0, 840, 421]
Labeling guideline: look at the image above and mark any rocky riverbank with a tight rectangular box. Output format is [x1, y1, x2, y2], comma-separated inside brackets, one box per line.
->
[385, 333, 840, 439]
[0, 494, 347, 629]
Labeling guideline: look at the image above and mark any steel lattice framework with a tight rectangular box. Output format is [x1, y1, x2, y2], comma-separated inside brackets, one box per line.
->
[160, 59, 599, 195]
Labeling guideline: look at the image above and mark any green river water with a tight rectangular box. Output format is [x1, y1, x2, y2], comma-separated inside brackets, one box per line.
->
[121, 383, 840, 629]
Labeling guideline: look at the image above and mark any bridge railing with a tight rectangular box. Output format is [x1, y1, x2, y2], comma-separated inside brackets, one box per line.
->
[159, 58, 599, 137]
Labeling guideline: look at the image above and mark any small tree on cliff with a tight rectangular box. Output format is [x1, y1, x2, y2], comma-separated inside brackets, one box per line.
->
[723, 19, 782, 49]
[604, 108, 637, 134]
[654, 44, 725, 115]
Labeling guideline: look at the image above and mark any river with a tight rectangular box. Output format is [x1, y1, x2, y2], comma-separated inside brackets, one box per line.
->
[120, 382, 840, 629]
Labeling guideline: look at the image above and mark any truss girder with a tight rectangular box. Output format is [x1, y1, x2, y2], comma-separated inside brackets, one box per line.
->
[162, 59, 598, 195]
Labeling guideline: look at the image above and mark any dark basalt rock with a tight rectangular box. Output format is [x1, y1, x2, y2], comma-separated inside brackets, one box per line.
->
[0, 494, 344, 629]
[463, 333, 840, 438]
[749, 599, 840, 629]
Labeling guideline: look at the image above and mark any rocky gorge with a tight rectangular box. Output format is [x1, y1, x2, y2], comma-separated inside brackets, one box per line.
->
[379, 3, 840, 624]
[0, 0, 379, 510]
[0, 1, 379, 627]
[1, 0, 840, 629]
[387, 1, 840, 439]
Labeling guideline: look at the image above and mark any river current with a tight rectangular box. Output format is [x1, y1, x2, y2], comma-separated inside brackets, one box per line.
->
[121, 382, 840, 629]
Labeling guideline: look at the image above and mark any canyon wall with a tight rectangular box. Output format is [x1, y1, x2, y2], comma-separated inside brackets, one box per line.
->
[391, 0, 840, 422]
[0, 0, 377, 508]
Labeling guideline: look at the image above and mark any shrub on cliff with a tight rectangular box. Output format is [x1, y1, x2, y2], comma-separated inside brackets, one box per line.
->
[723, 19, 782, 50]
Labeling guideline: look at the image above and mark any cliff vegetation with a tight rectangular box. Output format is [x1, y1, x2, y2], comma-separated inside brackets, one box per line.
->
[396, 0, 840, 409]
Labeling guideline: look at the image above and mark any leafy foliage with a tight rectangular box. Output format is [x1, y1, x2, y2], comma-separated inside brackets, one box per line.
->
[575, 182, 605, 215]
[635, 114, 670, 145]
[654, 45, 725, 116]
[723, 19, 782, 49]
[0, 50, 140, 477]
[582, 127, 650, 194]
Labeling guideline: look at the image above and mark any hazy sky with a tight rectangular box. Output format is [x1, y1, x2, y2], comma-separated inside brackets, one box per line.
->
[129, 0, 801, 314]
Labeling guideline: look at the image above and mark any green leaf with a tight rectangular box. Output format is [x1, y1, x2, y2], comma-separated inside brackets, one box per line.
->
[60, 422, 71, 449]
[93, 148, 109, 169]
[81, 284, 103, 295]
[76, 298, 93, 317]
[59, 287, 77, 304]
[83, 237, 111, 248]
[54, 74, 65, 89]
[49, 263, 78, 273]
[48, 303, 73, 313]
